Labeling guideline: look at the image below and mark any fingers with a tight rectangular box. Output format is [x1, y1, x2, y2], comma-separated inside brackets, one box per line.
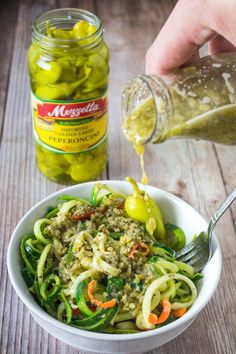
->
[180, 51, 200, 68]
[208, 35, 236, 55]
[146, 0, 215, 75]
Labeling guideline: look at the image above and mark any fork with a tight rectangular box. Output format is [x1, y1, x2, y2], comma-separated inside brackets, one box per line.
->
[176, 187, 236, 273]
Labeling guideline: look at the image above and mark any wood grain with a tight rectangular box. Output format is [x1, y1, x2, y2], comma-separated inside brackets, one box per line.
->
[0, 0, 235, 353]
[0, 2, 19, 138]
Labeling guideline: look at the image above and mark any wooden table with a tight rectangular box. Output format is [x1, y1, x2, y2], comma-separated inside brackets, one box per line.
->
[1, 0, 236, 353]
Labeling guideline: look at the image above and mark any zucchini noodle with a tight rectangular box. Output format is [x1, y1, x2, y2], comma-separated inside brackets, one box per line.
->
[73, 231, 93, 252]
[113, 312, 136, 323]
[34, 219, 52, 245]
[142, 275, 170, 329]
[174, 260, 194, 276]
[69, 269, 98, 298]
[58, 200, 79, 215]
[37, 244, 52, 285]
[151, 289, 161, 310]
[53, 238, 64, 259]
[20, 182, 201, 333]
[160, 279, 176, 300]
[169, 274, 197, 310]
[155, 259, 179, 273]
[152, 263, 166, 276]
[97, 232, 107, 255]
[93, 256, 120, 276]
[57, 302, 66, 322]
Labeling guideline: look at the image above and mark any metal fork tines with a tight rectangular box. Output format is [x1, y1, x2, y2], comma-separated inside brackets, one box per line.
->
[175, 187, 236, 273]
[176, 232, 210, 273]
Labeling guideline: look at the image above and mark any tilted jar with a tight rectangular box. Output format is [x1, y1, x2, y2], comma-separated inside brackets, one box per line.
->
[122, 53, 236, 146]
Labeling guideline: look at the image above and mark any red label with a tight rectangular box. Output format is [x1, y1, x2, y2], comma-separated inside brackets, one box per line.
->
[32, 92, 108, 153]
[36, 97, 107, 120]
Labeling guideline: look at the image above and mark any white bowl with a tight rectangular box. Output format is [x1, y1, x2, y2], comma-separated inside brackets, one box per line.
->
[7, 181, 222, 354]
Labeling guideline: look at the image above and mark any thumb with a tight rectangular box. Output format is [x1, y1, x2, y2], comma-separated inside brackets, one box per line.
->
[145, 0, 215, 75]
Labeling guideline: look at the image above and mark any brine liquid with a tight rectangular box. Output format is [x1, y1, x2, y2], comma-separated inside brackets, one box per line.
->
[133, 144, 149, 185]
[166, 104, 236, 145]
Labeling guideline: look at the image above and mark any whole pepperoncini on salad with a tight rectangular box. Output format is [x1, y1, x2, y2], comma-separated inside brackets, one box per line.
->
[125, 176, 166, 239]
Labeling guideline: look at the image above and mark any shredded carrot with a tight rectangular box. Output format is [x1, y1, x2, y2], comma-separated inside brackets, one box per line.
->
[129, 242, 149, 258]
[148, 298, 171, 325]
[98, 298, 117, 308]
[148, 313, 159, 325]
[87, 280, 116, 309]
[173, 307, 187, 317]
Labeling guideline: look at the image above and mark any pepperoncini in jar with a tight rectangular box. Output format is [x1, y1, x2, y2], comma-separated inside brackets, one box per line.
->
[28, 9, 109, 184]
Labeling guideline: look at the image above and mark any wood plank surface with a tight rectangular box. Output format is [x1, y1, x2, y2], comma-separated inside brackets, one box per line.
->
[0, 0, 235, 353]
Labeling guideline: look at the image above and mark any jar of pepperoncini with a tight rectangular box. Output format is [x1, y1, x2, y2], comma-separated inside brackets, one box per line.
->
[28, 8, 109, 184]
[122, 53, 236, 146]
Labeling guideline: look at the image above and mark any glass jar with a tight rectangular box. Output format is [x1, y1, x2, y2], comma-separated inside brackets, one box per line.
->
[28, 8, 109, 184]
[122, 53, 236, 146]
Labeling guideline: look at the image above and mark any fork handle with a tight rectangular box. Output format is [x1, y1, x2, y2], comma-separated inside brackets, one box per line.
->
[208, 187, 236, 237]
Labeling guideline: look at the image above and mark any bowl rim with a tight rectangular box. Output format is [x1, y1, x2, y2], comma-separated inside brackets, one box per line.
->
[7, 180, 222, 341]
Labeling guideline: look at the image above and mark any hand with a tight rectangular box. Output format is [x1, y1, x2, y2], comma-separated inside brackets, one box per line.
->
[146, 0, 236, 75]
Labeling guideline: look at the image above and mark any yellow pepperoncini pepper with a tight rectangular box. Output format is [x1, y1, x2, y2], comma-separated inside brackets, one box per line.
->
[125, 176, 165, 239]
[28, 12, 109, 184]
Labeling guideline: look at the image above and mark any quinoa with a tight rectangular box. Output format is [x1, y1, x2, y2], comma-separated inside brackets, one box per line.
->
[44, 195, 155, 312]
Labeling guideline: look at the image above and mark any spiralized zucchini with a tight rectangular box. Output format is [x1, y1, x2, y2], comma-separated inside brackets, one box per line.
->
[20, 182, 201, 333]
